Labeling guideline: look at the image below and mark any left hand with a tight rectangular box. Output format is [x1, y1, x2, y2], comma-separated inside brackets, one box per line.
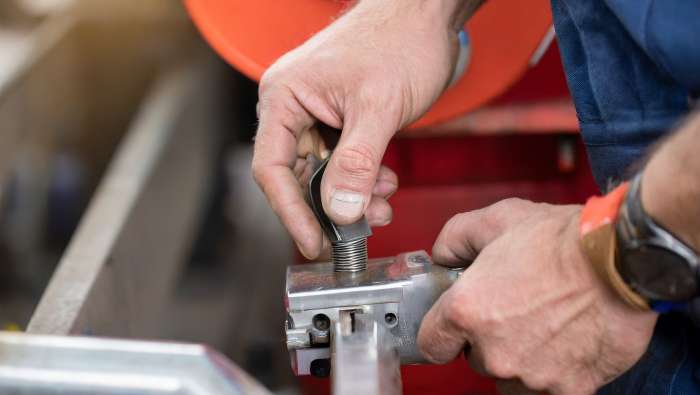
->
[417, 198, 658, 394]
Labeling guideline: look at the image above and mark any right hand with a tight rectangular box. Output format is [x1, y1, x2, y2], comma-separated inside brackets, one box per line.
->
[252, 1, 465, 259]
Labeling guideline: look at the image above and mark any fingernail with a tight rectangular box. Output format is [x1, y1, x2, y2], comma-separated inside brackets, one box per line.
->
[330, 190, 364, 220]
[295, 240, 314, 260]
[320, 149, 331, 160]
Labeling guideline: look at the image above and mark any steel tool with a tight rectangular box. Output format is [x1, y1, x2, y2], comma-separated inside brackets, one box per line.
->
[285, 156, 464, 393]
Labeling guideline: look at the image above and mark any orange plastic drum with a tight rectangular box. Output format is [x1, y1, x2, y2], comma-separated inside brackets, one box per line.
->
[184, 0, 552, 127]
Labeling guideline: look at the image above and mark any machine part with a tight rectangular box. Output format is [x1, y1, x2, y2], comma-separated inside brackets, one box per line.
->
[310, 358, 331, 378]
[286, 250, 463, 377]
[307, 156, 371, 272]
[27, 59, 218, 337]
[330, 237, 368, 273]
[332, 311, 402, 395]
[0, 331, 270, 395]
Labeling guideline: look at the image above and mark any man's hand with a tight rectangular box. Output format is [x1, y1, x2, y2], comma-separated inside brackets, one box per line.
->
[417, 198, 658, 394]
[252, 1, 471, 259]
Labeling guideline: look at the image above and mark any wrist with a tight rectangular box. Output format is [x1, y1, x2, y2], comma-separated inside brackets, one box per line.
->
[352, 0, 482, 32]
[641, 166, 700, 252]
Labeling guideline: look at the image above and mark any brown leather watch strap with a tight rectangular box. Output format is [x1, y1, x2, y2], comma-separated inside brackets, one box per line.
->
[580, 183, 649, 310]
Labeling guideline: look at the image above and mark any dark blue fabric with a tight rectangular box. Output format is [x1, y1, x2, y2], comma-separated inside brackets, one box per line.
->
[550, 1, 700, 393]
[599, 314, 700, 395]
[550, 0, 691, 189]
[605, 0, 700, 95]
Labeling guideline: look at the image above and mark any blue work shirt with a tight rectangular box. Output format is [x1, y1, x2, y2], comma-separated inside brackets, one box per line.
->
[552, 0, 698, 189]
[551, 0, 700, 393]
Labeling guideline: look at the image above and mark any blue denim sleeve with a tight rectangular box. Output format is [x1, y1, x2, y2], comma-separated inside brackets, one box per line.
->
[605, 0, 700, 94]
[550, 0, 689, 189]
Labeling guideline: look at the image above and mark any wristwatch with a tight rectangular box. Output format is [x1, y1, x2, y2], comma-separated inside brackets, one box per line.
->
[615, 173, 700, 304]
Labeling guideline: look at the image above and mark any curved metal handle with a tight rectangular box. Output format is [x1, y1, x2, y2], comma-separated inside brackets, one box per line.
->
[307, 156, 372, 243]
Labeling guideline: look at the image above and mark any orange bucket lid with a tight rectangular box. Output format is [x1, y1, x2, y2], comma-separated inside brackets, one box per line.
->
[184, 0, 552, 127]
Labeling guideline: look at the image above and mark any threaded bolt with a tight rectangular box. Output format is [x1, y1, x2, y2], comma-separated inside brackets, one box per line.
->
[331, 237, 368, 272]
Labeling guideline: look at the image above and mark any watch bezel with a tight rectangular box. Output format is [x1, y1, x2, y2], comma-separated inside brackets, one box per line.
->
[617, 237, 699, 302]
[615, 173, 700, 302]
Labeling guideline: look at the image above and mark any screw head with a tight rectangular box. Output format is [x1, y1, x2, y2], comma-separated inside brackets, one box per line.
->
[384, 313, 398, 327]
[312, 314, 331, 331]
[310, 358, 331, 378]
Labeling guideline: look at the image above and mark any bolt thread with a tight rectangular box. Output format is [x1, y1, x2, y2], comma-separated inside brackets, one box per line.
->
[331, 238, 367, 272]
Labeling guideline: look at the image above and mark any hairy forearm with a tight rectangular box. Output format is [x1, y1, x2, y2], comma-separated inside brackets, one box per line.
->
[642, 112, 700, 251]
[353, 0, 484, 32]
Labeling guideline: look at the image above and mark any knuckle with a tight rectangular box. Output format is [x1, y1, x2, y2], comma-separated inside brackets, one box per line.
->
[433, 214, 463, 257]
[482, 198, 532, 229]
[443, 212, 470, 238]
[250, 165, 276, 201]
[258, 75, 275, 98]
[491, 197, 528, 213]
[259, 66, 283, 93]
[423, 348, 447, 365]
[441, 290, 474, 330]
[251, 163, 264, 186]
[555, 376, 595, 395]
[482, 352, 516, 379]
[257, 85, 288, 115]
[445, 213, 465, 232]
[332, 144, 379, 181]
[435, 217, 457, 247]
[431, 241, 449, 261]
[521, 372, 551, 392]
[435, 211, 478, 255]
[416, 335, 439, 363]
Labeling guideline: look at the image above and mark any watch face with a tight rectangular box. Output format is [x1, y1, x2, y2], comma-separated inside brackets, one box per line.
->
[619, 244, 698, 301]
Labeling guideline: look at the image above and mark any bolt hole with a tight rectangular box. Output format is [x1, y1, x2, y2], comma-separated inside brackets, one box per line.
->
[310, 358, 331, 378]
[312, 314, 331, 331]
[384, 313, 398, 327]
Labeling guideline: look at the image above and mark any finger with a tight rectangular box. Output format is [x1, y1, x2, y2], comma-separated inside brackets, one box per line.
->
[296, 157, 319, 196]
[297, 127, 330, 160]
[293, 158, 306, 179]
[296, 151, 397, 198]
[253, 86, 322, 259]
[321, 114, 396, 225]
[309, 235, 331, 262]
[432, 198, 536, 267]
[365, 196, 392, 227]
[496, 379, 539, 395]
[417, 289, 472, 364]
[373, 165, 399, 199]
[464, 345, 488, 376]
[255, 165, 323, 259]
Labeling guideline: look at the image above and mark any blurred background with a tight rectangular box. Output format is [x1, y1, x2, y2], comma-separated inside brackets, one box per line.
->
[0, 0, 296, 392]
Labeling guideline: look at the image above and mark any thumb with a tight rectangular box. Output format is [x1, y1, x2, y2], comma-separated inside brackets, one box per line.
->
[321, 116, 395, 225]
[432, 198, 537, 266]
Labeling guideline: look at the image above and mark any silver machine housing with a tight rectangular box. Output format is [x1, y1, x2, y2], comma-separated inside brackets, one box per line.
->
[285, 250, 462, 377]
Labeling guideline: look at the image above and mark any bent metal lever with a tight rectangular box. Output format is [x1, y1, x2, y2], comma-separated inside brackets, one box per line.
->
[307, 155, 372, 272]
